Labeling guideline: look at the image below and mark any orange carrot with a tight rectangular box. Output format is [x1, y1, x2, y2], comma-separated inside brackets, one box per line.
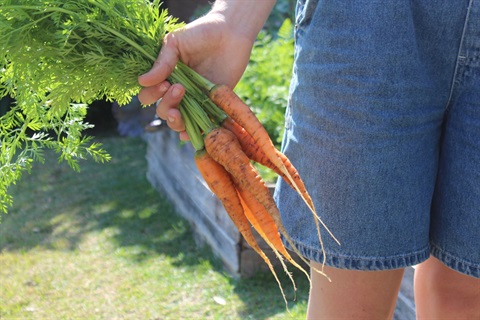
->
[234, 180, 311, 282]
[236, 189, 298, 295]
[210, 85, 292, 183]
[204, 127, 330, 278]
[222, 117, 314, 210]
[221, 117, 264, 160]
[222, 117, 340, 251]
[193, 149, 254, 241]
[211, 86, 320, 220]
[234, 174, 329, 279]
[193, 149, 289, 303]
[204, 127, 277, 218]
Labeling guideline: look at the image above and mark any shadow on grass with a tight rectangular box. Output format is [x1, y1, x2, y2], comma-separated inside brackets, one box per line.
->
[233, 268, 310, 319]
[1, 134, 203, 266]
[0, 132, 308, 319]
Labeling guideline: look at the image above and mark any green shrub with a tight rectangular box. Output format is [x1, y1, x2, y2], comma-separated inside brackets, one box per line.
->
[264, 0, 295, 36]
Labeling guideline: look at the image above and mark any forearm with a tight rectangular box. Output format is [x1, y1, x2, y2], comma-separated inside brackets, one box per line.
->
[210, 0, 276, 42]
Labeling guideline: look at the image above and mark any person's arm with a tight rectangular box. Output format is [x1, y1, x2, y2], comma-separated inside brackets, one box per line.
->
[209, 0, 276, 42]
[138, 0, 275, 138]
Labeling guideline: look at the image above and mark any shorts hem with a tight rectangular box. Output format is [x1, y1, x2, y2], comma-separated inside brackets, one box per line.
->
[430, 243, 480, 278]
[288, 241, 431, 271]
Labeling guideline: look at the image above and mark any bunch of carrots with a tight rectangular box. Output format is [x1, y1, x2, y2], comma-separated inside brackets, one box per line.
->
[177, 65, 339, 302]
[0, 0, 338, 303]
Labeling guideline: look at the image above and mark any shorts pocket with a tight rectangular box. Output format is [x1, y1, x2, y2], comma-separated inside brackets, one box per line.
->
[294, 0, 318, 40]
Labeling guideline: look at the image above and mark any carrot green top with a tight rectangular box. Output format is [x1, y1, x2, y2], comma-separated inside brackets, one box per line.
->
[0, 0, 226, 213]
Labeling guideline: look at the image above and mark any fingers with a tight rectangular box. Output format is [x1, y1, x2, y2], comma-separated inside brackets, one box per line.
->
[138, 80, 187, 135]
[138, 33, 188, 138]
[155, 83, 186, 133]
[138, 33, 180, 88]
[137, 80, 169, 106]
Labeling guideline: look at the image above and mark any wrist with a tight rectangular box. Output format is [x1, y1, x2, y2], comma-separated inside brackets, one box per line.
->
[209, 0, 276, 42]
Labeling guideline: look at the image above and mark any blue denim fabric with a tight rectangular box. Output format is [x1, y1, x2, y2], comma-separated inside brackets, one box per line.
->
[275, 0, 480, 277]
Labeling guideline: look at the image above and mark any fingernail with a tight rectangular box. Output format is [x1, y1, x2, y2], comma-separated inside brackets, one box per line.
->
[172, 86, 182, 98]
[168, 116, 175, 123]
[159, 83, 169, 93]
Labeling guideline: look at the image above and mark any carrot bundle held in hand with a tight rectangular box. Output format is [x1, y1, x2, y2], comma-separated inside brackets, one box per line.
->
[0, 0, 338, 302]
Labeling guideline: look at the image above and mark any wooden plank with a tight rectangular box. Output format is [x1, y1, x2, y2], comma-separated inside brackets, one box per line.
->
[145, 130, 241, 275]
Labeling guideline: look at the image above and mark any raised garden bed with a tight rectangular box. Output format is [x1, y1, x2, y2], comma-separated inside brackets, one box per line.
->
[144, 127, 285, 278]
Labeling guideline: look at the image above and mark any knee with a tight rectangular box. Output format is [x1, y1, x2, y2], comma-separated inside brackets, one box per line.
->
[424, 258, 479, 297]
[415, 257, 480, 317]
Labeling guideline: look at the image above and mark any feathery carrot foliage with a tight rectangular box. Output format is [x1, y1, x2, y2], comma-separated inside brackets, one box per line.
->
[0, 0, 183, 213]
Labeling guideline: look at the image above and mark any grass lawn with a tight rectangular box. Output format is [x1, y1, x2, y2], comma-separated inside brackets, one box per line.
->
[0, 130, 309, 319]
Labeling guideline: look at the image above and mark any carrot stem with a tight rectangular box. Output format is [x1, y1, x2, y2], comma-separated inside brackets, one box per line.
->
[179, 99, 203, 150]
[169, 62, 226, 134]
[176, 61, 215, 92]
[179, 92, 218, 150]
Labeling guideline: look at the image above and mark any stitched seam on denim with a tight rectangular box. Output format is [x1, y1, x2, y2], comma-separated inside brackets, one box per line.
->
[444, 0, 474, 112]
[313, 246, 430, 262]
[304, 246, 430, 269]
[283, 234, 430, 262]
[430, 242, 480, 268]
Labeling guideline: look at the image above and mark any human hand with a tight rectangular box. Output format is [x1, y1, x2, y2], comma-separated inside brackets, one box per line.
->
[138, 1, 275, 140]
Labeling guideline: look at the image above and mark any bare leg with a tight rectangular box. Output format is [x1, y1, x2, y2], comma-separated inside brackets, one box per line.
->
[307, 261, 405, 320]
[415, 256, 480, 319]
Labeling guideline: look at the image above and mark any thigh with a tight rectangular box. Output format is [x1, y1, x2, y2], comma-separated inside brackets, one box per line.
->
[415, 257, 480, 318]
[430, 3, 480, 278]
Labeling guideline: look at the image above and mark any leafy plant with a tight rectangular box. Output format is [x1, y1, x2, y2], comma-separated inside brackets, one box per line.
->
[264, 0, 295, 37]
[0, 0, 295, 214]
[0, 0, 184, 214]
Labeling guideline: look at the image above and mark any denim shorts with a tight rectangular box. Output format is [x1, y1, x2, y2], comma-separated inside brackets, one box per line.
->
[275, 0, 480, 278]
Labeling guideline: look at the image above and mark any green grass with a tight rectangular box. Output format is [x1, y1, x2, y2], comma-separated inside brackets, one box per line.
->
[0, 131, 309, 319]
